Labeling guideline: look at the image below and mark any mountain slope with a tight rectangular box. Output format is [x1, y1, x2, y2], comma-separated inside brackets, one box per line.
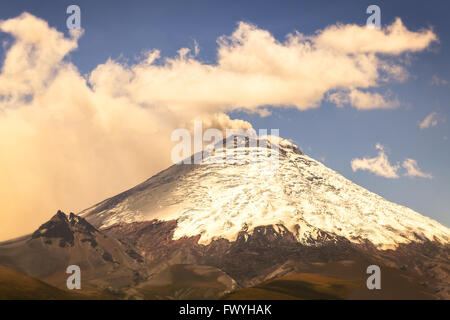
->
[130, 264, 238, 300]
[0, 266, 89, 300]
[225, 268, 436, 300]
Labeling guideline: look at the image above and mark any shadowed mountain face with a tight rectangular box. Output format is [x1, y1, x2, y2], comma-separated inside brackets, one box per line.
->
[103, 221, 364, 285]
[0, 211, 146, 294]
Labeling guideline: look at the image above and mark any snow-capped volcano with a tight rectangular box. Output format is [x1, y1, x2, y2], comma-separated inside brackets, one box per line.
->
[81, 135, 449, 250]
[3, 135, 446, 299]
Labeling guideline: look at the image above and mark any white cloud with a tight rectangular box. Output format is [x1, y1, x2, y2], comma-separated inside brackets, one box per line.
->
[419, 111, 439, 129]
[328, 89, 399, 110]
[351, 144, 400, 178]
[312, 18, 437, 55]
[379, 62, 409, 82]
[88, 18, 435, 113]
[430, 75, 449, 86]
[0, 13, 438, 240]
[402, 159, 433, 179]
[352, 145, 433, 179]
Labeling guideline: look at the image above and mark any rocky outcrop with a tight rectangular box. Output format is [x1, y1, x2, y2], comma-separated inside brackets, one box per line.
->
[0, 211, 147, 291]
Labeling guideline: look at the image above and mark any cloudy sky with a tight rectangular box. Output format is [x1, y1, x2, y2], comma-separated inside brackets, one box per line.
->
[0, 0, 449, 241]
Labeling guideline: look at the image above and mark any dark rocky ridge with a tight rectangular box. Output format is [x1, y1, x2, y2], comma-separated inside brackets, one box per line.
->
[32, 210, 98, 247]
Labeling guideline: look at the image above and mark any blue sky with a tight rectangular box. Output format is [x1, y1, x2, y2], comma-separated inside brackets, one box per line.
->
[0, 0, 449, 228]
